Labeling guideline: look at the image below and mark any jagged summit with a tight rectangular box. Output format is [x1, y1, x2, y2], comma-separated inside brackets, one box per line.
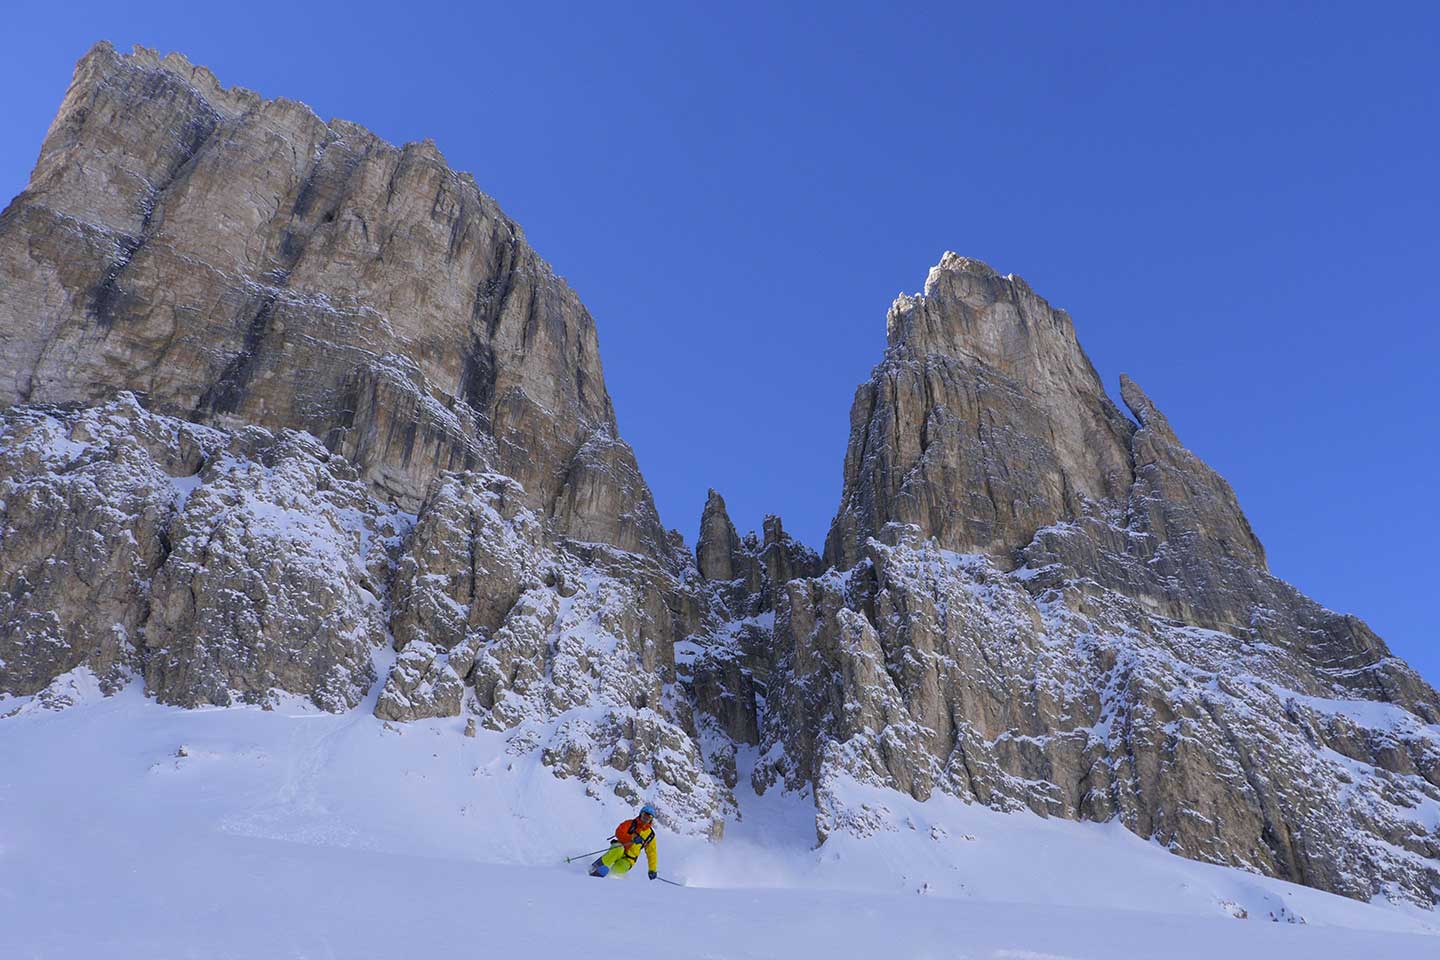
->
[693, 489, 821, 618]
[1119, 371, 1176, 439]
[886, 252, 1065, 356]
[828, 253, 1136, 567]
[696, 489, 743, 581]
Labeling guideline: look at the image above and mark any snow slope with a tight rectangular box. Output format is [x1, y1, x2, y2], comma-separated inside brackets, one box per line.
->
[2, 677, 1436, 959]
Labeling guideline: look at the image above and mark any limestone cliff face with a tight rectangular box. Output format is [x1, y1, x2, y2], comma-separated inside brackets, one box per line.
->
[0, 41, 665, 556]
[825, 254, 1137, 568]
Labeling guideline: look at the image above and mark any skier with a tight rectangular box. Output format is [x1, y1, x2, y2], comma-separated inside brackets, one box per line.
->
[589, 804, 659, 880]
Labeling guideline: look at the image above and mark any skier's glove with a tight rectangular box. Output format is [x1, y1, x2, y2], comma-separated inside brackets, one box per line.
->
[648, 870, 657, 880]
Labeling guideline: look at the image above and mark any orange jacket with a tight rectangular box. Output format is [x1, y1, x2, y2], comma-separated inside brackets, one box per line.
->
[612, 818, 658, 872]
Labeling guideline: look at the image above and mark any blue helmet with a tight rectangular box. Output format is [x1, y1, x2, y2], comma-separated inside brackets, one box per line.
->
[639, 803, 657, 819]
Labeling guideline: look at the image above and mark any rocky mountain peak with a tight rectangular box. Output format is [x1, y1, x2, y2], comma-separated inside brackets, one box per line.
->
[694, 492, 821, 619]
[696, 489, 743, 581]
[886, 252, 1064, 363]
[1119, 372, 1178, 444]
[826, 253, 1136, 567]
[1, 40, 666, 558]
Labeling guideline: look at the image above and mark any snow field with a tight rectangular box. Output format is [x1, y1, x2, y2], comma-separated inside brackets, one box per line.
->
[1, 679, 1436, 959]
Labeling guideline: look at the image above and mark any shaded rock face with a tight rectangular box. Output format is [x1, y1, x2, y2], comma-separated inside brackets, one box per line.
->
[372, 638, 471, 722]
[825, 254, 1137, 569]
[1013, 374, 1269, 635]
[0, 42, 665, 557]
[676, 492, 823, 755]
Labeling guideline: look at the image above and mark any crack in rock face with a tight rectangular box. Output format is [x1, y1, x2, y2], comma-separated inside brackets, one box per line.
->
[2, 44, 1438, 908]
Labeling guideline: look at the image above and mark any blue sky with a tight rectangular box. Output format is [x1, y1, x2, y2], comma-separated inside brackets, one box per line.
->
[3, 2, 1436, 685]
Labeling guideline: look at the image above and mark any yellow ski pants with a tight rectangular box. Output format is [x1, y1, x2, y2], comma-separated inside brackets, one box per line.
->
[599, 842, 641, 875]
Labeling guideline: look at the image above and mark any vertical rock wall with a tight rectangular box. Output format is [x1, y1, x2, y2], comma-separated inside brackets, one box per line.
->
[0, 42, 666, 556]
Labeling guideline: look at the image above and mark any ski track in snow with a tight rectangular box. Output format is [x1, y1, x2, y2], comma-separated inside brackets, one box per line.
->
[2, 681, 1438, 960]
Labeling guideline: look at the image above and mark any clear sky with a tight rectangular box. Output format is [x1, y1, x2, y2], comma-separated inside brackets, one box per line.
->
[3, 2, 1436, 685]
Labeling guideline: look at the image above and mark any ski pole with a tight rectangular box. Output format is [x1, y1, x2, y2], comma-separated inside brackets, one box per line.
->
[564, 848, 612, 864]
[656, 875, 685, 887]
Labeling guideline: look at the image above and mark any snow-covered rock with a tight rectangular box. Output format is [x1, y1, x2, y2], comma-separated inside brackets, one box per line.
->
[0, 397, 404, 711]
[0, 395, 209, 696]
[144, 427, 401, 711]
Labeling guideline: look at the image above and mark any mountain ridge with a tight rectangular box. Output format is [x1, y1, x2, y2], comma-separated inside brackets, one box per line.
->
[2, 42, 1438, 912]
